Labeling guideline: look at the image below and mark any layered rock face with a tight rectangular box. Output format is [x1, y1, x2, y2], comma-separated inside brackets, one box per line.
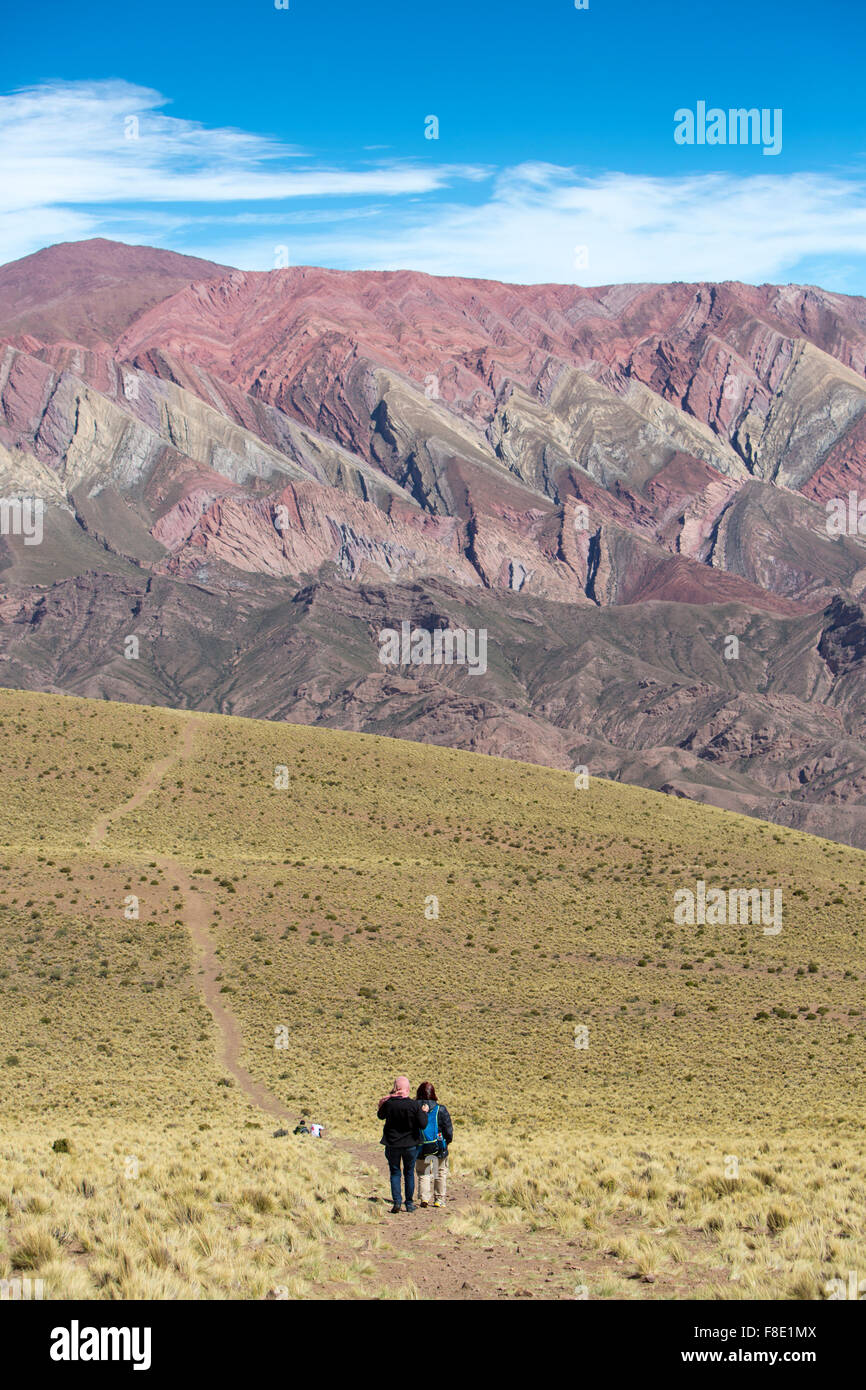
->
[4, 239, 866, 845]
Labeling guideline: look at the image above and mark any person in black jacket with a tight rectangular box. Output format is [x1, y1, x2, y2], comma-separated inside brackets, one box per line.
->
[414, 1081, 453, 1208]
[377, 1076, 428, 1213]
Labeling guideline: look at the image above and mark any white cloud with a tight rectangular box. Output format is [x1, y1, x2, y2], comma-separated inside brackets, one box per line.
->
[272, 164, 866, 289]
[0, 80, 487, 262]
[2, 81, 866, 292]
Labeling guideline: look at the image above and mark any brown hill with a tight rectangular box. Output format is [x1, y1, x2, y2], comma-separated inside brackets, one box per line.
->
[0, 238, 230, 347]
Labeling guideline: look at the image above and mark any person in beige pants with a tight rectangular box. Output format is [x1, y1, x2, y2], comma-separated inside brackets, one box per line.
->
[416, 1149, 448, 1206]
[414, 1081, 453, 1208]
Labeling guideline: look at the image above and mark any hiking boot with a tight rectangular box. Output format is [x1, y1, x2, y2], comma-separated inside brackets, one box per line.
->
[405, 1202, 417, 1212]
[389, 1204, 402, 1214]
[433, 1199, 443, 1208]
[419, 1200, 428, 1207]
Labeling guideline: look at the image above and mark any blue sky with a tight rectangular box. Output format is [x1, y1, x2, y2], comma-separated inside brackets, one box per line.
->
[2, 0, 865, 289]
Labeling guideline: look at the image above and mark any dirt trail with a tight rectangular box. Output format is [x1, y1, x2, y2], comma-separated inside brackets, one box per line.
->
[88, 742, 189, 848]
[167, 857, 293, 1121]
[87, 718, 291, 1121]
[84, 714, 588, 1298]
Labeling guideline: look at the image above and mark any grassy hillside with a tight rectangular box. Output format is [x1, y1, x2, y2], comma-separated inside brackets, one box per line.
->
[0, 688, 863, 1299]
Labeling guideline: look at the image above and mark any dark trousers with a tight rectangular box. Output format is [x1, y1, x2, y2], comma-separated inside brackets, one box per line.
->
[385, 1144, 419, 1206]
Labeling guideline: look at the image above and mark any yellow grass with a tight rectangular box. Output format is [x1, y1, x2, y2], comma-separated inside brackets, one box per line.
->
[0, 687, 863, 1298]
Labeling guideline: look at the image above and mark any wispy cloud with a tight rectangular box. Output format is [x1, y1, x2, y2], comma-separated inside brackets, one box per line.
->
[2, 80, 866, 293]
[276, 164, 866, 289]
[0, 80, 487, 262]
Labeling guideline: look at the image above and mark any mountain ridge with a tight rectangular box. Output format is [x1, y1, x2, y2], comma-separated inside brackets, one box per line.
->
[3, 239, 866, 845]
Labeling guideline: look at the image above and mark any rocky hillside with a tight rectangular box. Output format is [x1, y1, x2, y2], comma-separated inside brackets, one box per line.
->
[3, 239, 866, 845]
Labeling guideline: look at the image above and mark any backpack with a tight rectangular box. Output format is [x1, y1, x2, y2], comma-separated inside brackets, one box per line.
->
[419, 1103, 447, 1158]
